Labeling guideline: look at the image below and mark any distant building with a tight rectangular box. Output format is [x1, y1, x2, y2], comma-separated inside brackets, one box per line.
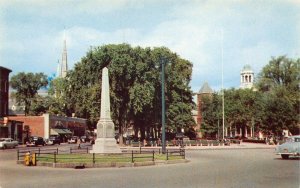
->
[196, 82, 213, 138]
[240, 64, 254, 89]
[8, 88, 48, 116]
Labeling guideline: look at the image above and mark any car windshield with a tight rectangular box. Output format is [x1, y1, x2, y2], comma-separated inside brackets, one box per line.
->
[295, 138, 300, 142]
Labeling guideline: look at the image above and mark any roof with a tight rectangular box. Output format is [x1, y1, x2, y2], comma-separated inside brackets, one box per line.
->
[198, 82, 213, 94]
[0, 66, 12, 73]
[241, 64, 253, 72]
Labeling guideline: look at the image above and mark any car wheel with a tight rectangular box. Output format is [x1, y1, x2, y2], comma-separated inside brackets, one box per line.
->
[3, 145, 7, 149]
[281, 154, 289, 159]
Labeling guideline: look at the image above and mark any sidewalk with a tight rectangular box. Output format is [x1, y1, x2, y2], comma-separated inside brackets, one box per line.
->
[121, 143, 277, 151]
[184, 142, 277, 150]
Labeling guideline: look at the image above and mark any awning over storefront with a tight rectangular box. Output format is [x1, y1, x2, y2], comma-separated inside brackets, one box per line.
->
[50, 129, 72, 136]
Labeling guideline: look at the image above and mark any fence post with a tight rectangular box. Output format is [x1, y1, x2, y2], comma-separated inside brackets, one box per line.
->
[93, 153, 95, 164]
[17, 150, 19, 161]
[139, 146, 142, 154]
[152, 150, 154, 162]
[54, 152, 56, 163]
[131, 151, 134, 163]
[70, 147, 72, 154]
[87, 147, 89, 154]
[57, 148, 59, 154]
[38, 148, 40, 156]
[166, 150, 169, 160]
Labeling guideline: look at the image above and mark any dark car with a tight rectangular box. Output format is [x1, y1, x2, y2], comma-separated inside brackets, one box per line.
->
[26, 136, 45, 147]
[45, 136, 61, 145]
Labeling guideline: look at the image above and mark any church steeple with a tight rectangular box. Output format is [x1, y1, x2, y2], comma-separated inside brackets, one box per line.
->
[60, 29, 68, 78]
[57, 30, 68, 78]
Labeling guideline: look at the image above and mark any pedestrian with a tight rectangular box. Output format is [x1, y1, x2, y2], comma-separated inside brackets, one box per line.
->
[77, 137, 81, 149]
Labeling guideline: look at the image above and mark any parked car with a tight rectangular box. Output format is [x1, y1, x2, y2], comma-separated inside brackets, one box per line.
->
[80, 136, 90, 143]
[275, 135, 300, 159]
[26, 136, 45, 147]
[0, 138, 19, 149]
[68, 136, 78, 144]
[45, 136, 61, 145]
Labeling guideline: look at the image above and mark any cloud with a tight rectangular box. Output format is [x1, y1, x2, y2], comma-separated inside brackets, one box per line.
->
[0, 0, 298, 92]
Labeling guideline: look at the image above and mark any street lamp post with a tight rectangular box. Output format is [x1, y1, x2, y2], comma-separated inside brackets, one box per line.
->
[161, 58, 166, 154]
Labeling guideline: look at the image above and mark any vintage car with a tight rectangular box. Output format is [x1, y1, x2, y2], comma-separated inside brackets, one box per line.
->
[45, 136, 61, 145]
[26, 136, 45, 147]
[275, 135, 300, 159]
[68, 136, 78, 144]
[0, 138, 19, 149]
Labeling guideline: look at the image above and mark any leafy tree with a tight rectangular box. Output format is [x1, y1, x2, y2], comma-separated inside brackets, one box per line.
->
[256, 56, 300, 135]
[201, 93, 221, 138]
[65, 44, 195, 144]
[10, 72, 48, 115]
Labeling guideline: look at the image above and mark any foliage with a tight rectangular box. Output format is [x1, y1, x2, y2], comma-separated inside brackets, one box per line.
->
[201, 56, 299, 137]
[256, 56, 300, 135]
[10, 72, 48, 115]
[64, 44, 195, 143]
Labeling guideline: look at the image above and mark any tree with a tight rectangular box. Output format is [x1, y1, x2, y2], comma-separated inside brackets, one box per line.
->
[201, 93, 221, 138]
[10, 72, 48, 115]
[65, 44, 195, 143]
[256, 56, 300, 135]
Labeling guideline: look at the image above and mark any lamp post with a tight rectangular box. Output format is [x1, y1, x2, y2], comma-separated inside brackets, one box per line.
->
[161, 58, 166, 154]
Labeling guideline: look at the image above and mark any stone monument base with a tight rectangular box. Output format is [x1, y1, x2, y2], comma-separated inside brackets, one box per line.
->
[90, 138, 121, 154]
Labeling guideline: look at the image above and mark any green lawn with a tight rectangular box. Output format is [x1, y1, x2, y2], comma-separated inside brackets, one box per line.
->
[36, 153, 184, 163]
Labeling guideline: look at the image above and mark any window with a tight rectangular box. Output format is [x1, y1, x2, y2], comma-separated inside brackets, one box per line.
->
[5, 81, 8, 93]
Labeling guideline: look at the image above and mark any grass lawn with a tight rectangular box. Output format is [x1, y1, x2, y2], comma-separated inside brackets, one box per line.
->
[36, 153, 184, 163]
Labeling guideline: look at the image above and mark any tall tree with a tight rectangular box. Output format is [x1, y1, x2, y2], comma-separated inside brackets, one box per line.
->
[10, 72, 48, 115]
[256, 56, 300, 135]
[65, 44, 195, 143]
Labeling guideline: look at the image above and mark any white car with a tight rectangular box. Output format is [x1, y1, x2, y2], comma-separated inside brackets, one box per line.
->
[275, 135, 300, 159]
[0, 138, 19, 149]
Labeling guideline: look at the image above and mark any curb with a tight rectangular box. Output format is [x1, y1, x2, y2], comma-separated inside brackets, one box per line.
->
[16, 159, 189, 168]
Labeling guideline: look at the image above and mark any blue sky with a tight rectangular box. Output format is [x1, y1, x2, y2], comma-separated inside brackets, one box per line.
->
[0, 0, 299, 92]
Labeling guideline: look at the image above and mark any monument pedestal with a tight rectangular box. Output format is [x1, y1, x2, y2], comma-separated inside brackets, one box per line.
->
[91, 138, 121, 153]
[90, 119, 121, 154]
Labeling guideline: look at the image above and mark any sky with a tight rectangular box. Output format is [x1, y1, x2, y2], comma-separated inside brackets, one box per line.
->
[0, 0, 299, 93]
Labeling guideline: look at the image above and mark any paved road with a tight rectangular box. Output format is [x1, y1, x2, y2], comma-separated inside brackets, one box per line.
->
[0, 147, 299, 188]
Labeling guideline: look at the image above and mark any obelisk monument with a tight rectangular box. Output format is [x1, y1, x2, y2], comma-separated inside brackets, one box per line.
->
[91, 67, 121, 153]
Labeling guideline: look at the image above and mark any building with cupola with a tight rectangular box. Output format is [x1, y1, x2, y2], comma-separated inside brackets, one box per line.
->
[240, 64, 254, 89]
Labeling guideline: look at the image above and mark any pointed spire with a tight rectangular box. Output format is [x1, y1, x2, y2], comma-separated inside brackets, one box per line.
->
[60, 28, 68, 78]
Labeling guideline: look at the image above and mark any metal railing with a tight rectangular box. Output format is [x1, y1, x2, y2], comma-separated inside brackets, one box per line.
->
[17, 147, 185, 164]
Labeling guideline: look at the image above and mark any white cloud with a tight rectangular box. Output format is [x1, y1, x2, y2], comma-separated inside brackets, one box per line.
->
[0, 0, 298, 91]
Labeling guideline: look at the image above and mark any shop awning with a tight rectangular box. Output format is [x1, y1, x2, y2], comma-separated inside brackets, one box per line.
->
[50, 129, 72, 135]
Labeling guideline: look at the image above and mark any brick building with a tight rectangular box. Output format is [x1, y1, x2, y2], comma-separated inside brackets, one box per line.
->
[0, 67, 24, 141]
[8, 114, 87, 143]
[0, 66, 11, 117]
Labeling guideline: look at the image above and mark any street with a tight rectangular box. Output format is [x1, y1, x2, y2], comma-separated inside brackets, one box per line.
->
[0, 146, 299, 188]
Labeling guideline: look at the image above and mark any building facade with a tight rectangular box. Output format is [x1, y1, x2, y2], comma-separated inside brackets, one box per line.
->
[8, 114, 87, 143]
[0, 66, 12, 117]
